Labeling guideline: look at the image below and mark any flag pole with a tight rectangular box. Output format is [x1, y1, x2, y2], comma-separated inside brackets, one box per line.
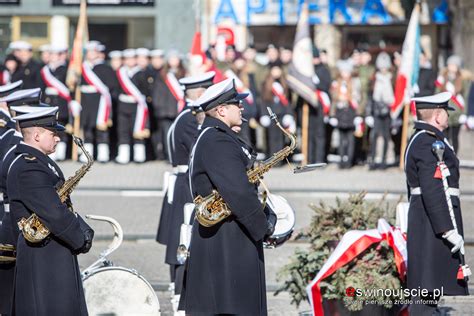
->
[302, 103, 309, 165]
[399, 101, 410, 169]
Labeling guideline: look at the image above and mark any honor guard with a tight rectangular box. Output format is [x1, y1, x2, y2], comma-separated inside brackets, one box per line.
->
[109, 50, 123, 71]
[0, 81, 24, 159]
[7, 107, 94, 315]
[80, 41, 118, 163]
[115, 49, 150, 164]
[160, 71, 215, 313]
[179, 79, 274, 315]
[40, 44, 74, 161]
[405, 92, 468, 315]
[10, 41, 41, 89]
[0, 90, 45, 314]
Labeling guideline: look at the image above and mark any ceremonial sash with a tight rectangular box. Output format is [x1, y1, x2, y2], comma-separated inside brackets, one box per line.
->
[40, 66, 72, 104]
[1, 69, 10, 85]
[435, 76, 465, 111]
[82, 62, 112, 128]
[307, 219, 407, 316]
[116, 67, 149, 137]
[224, 69, 254, 104]
[165, 72, 185, 113]
[315, 90, 331, 115]
[271, 81, 289, 106]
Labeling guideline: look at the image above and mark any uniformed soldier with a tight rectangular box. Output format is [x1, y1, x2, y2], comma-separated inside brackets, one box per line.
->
[79, 41, 118, 163]
[108, 50, 123, 71]
[0, 81, 24, 159]
[10, 41, 41, 89]
[179, 78, 275, 315]
[0, 90, 45, 315]
[115, 49, 150, 164]
[7, 106, 94, 315]
[405, 92, 468, 315]
[40, 44, 73, 161]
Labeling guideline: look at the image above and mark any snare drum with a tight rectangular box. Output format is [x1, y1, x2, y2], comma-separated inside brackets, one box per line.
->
[82, 266, 160, 315]
[263, 193, 296, 248]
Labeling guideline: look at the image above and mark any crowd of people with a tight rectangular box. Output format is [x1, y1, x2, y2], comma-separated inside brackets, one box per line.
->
[0, 39, 473, 169]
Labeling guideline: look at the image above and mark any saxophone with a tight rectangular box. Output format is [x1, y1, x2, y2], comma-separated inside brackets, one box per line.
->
[18, 136, 94, 243]
[194, 107, 297, 227]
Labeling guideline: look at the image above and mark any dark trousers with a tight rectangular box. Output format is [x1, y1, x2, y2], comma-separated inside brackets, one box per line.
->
[447, 125, 461, 153]
[409, 296, 439, 316]
[151, 118, 173, 160]
[80, 93, 109, 144]
[117, 101, 144, 145]
[307, 107, 326, 163]
[338, 128, 355, 167]
[369, 116, 391, 166]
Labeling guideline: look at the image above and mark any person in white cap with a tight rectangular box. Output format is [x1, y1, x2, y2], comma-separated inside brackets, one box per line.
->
[0, 81, 24, 151]
[40, 44, 73, 161]
[108, 50, 123, 71]
[38, 44, 51, 67]
[405, 92, 468, 315]
[7, 106, 93, 315]
[11, 41, 41, 89]
[179, 78, 275, 315]
[115, 48, 149, 164]
[435, 55, 470, 153]
[79, 41, 118, 163]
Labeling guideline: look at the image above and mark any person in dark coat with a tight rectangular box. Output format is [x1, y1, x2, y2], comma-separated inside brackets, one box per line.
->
[405, 92, 469, 315]
[7, 106, 94, 316]
[415, 50, 436, 98]
[11, 41, 41, 89]
[179, 78, 275, 315]
[162, 72, 215, 312]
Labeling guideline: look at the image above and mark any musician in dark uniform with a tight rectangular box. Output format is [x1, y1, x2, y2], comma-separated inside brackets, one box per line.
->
[179, 78, 275, 315]
[405, 92, 468, 315]
[40, 44, 72, 161]
[80, 41, 118, 163]
[160, 72, 215, 311]
[115, 49, 150, 164]
[7, 106, 94, 315]
[11, 41, 41, 89]
[0, 81, 23, 160]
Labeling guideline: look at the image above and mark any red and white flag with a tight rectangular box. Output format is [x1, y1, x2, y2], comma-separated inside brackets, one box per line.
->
[391, 3, 421, 119]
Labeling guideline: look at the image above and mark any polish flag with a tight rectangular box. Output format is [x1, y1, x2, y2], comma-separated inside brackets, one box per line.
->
[391, 4, 421, 119]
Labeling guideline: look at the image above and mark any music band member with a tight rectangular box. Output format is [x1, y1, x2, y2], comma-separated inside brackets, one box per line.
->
[179, 78, 275, 315]
[405, 92, 468, 315]
[7, 107, 94, 315]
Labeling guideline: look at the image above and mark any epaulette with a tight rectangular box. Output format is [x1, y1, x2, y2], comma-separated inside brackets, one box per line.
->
[23, 155, 37, 162]
[0, 119, 6, 127]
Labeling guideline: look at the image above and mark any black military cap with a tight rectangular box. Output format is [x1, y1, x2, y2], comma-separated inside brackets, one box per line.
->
[411, 92, 455, 111]
[195, 78, 248, 112]
[14, 106, 65, 131]
[0, 80, 23, 98]
[179, 71, 216, 91]
[2, 88, 42, 108]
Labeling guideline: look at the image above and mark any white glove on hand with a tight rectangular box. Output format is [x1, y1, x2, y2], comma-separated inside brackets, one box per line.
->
[458, 114, 467, 125]
[323, 116, 330, 124]
[443, 229, 465, 254]
[282, 114, 294, 128]
[69, 100, 82, 117]
[365, 116, 374, 128]
[353, 116, 363, 126]
[467, 116, 474, 130]
[329, 117, 338, 127]
[260, 115, 271, 127]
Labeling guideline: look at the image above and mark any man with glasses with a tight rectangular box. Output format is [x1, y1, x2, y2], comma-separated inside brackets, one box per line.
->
[405, 92, 468, 315]
[179, 78, 275, 315]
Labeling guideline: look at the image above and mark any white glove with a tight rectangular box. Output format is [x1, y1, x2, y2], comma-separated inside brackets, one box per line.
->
[353, 116, 363, 126]
[365, 116, 374, 128]
[69, 100, 82, 117]
[458, 114, 467, 125]
[260, 115, 271, 127]
[323, 116, 330, 124]
[329, 117, 338, 127]
[467, 116, 474, 130]
[443, 229, 465, 255]
[282, 114, 294, 128]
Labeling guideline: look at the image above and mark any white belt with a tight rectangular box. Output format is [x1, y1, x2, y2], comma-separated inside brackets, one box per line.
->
[176, 165, 188, 173]
[411, 187, 460, 196]
[119, 94, 136, 103]
[0, 195, 3, 202]
[81, 85, 98, 93]
[4, 203, 9, 213]
[45, 87, 59, 95]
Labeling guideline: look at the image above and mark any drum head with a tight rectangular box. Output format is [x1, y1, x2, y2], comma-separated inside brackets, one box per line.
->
[83, 267, 160, 315]
[268, 194, 296, 237]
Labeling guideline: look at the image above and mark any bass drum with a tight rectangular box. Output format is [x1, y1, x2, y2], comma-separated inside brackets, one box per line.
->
[83, 266, 160, 316]
[263, 193, 296, 248]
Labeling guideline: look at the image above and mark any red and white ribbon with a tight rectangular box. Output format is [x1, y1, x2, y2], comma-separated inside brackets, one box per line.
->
[1, 69, 10, 85]
[165, 72, 185, 113]
[307, 218, 407, 316]
[82, 62, 112, 126]
[224, 69, 254, 104]
[116, 67, 149, 136]
[315, 90, 331, 115]
[435, 76, 465, 111]
[272, 81, 289, 106]
[41, 66, 72, 105]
